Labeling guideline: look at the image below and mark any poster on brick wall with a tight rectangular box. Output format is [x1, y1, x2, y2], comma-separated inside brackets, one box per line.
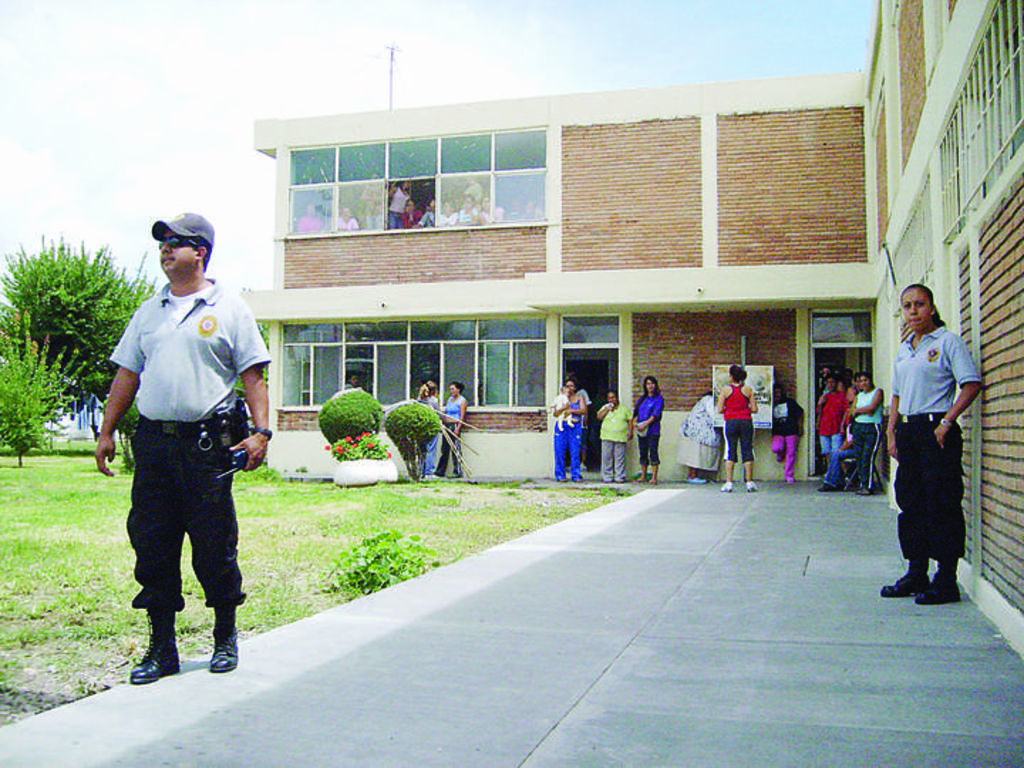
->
[712, 365, 773, 430]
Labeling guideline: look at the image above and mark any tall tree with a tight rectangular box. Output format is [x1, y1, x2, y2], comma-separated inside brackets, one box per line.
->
[0, 239, 154, 402]
[0, 325, 71, 466]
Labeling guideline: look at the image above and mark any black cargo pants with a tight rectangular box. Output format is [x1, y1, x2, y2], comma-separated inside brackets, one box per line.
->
[127, 418, 245, 613]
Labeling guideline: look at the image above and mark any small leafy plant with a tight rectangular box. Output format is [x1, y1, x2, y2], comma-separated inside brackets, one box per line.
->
[325, 431, 391, 462]
[328, 530, 437, 595]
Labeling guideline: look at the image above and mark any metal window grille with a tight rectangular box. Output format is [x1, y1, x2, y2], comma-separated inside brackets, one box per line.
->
[940, 0, 1024, 239]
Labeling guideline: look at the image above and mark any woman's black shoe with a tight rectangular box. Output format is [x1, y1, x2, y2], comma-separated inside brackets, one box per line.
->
[880, 574, 930, 598]
[914, 583, 961, 605]
[817, 483, 840, 492]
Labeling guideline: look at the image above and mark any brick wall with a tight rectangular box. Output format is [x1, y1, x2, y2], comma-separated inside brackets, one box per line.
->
[631, 309, 798, 410]
[465, 411, 546, 432]
[876, 102, 890, 245]
[283, 227, 546, 289]
[899, 0, 927, 169]
[717, 108, 867, 266]
[959, 246, 977, 562]
[562, 119, 702, 271]
[277, 409, 546, 433]
[977, 173, 1024, 612]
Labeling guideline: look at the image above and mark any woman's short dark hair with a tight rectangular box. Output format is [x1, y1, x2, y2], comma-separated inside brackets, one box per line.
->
[449, 381, 464, 393]
[729, 364, 747, 383]
[901, 283, 946, 327]
[854, 370, 873, 384]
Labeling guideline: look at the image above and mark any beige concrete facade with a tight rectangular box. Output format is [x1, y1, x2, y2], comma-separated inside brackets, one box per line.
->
[249, 71, 875, 485]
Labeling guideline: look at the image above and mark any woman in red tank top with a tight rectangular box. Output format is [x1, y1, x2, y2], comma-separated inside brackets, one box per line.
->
[716, 365, 759, 492]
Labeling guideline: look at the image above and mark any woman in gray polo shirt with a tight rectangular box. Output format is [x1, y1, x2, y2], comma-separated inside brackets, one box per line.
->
[881, 284, 982, 606]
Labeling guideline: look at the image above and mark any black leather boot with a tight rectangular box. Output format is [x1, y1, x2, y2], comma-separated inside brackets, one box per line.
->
[210, 606, 238, 674]
[130, 610, 179, 685]
[915, 562, 961, 605]
[880, 560, 929, 598]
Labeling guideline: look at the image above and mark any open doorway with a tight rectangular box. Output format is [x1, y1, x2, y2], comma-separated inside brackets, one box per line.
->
[563, 351, 617, 472]
[810, 311, 874, 476]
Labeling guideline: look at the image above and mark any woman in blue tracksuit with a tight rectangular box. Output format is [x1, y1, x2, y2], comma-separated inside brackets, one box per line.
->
[552, 377, 586, 482]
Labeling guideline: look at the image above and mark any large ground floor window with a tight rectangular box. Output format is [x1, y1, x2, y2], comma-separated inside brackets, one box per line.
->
[282, 318, 546, 407]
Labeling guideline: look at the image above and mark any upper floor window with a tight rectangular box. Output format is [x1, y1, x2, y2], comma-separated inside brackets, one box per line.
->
[288, 130, 547, 235]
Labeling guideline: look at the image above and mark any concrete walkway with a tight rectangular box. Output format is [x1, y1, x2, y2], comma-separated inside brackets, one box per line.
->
[2, 484, 1023, 767]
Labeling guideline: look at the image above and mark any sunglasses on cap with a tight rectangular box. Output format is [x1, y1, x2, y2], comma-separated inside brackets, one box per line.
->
[160, 235, 202, 250]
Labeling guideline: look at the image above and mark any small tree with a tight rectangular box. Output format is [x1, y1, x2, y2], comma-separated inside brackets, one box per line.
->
[0, 238, 154, 406]
[383, 402, 441, 481]
[0, 327, 72, 467]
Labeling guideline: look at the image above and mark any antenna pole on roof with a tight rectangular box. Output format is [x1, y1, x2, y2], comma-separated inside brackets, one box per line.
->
[386, 43, 401, 111]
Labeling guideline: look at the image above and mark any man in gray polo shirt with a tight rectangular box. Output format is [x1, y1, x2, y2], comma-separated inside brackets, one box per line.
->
[95, 213, 272, 684]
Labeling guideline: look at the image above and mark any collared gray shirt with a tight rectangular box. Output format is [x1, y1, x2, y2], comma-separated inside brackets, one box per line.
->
[111, 281, 271, 421]
[892, 326, 981, 416]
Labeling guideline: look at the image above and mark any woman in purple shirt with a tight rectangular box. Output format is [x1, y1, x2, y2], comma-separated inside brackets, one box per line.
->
[631, 375, 665, 484]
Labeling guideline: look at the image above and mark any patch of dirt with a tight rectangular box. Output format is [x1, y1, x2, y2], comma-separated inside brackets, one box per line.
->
[1, 685, 80, 723]
[0, 646, 128, 726]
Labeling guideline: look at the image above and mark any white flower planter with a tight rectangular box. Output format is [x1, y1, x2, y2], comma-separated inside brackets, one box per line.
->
[376, 459, 399, 483]
[332, 458, 399, 487]
[332, 460, 380, 487]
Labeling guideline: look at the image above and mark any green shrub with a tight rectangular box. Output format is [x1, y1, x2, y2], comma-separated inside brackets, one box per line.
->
[328, 530, 437, 595]
[384, 403, 441, 480]
[318, 390, 383, 444]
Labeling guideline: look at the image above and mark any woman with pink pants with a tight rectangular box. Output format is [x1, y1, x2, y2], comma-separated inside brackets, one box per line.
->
[770, 383, 804, 483]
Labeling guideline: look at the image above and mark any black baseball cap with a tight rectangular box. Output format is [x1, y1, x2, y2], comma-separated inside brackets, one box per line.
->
[152, 212, 215, 252]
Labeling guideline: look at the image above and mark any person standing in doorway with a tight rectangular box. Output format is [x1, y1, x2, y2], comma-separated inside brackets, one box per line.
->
[848, 371, 884, 495]
[770, 382, 803, 484]
[95, 213, 272, 684]
[552, 377, 586, 482]
[718, 365, 759, 493]
[816, 374, 847, 470]
[881, 284, 981, 605]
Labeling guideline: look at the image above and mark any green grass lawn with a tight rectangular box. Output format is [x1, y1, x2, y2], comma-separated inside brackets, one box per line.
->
[0, 444, 627, 722]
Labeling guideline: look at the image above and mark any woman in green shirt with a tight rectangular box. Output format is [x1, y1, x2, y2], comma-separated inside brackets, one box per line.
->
[597, 389, 633, 483]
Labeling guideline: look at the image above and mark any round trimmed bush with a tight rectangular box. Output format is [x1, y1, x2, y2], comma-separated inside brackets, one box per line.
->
[318, 390, 384, 444]
[384, 402, 442, 480]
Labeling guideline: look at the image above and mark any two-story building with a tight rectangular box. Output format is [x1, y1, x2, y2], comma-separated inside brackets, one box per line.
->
[250, 70, 872, 483]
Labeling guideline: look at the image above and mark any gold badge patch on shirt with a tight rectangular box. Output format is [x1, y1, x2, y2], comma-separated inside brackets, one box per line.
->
[198, 315, 218, 338]
[927, 348, 940, 363]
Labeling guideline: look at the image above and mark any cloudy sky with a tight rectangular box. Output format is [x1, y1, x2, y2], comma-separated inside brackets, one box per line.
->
[0, 0, 872, 293]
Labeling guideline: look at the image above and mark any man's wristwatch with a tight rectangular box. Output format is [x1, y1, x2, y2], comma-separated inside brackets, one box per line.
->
[939, 419, 953, 427]
[254, 428, 274, 440]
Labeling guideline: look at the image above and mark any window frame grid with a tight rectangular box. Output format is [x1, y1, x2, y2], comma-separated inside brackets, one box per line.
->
[288, 129, 548, 236]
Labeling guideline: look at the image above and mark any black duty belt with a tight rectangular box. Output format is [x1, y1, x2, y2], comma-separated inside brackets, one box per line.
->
[138, 415, 228, 443]
[905, 412, 946, 425]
